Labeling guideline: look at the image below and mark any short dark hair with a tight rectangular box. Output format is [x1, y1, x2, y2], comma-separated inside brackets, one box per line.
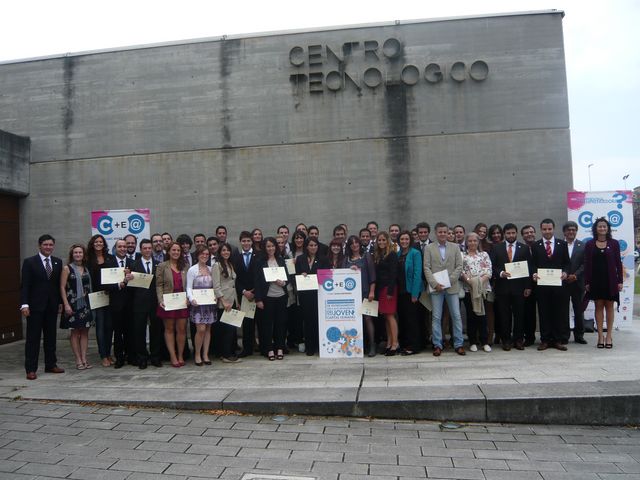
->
[277, 225, 289, 233]
[359, 228, 370, 236]
[206, 236, 220, 244]
[139, 238, 152, 248]
[453, 224, 465, 232]
[161, 232, 172, 239]
[562, 221, 578, 232]
[193, 233, 206, 242]
[520, 224, 535, 235]
[124, 234, 137, 242]
[503, 223, 518, 233]
[434, 222, 448, 231]
[176, 234, 192, 246]
[389, 223, 401, 230]
[416, 222, 431, 232]
[333, 225, 346, 236]
[308, 225, 319, 233]
[38, 234, 55, 244]
[239, 231, 252, 241]
[540, 218, 555, 228]
[367, 221, 378, 228]
[216, 225, 227, 234]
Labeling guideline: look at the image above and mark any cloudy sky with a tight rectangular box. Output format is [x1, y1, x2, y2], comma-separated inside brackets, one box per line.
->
[1, 0, 637, 192]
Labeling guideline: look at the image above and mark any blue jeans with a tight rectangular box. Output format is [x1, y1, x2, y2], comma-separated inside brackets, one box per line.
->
[431, 292, 464, 349]
[94, 307, 113, 359]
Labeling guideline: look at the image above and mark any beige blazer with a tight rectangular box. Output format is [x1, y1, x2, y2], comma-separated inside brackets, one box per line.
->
[155, 261, 188, 304]
[211, 262, 238, 307]
[423, 241, 463, 294]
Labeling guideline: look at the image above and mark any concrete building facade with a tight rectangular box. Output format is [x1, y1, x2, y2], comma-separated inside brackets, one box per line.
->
[0, 10, 572, 257]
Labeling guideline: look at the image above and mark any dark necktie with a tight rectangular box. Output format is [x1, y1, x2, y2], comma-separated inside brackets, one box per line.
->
[545, 240, 552, 258]
[244, 252, 250, 269]
[145, 261, 151, 274]
[45, 257, 52, 279]
[120, 260, 125, 267]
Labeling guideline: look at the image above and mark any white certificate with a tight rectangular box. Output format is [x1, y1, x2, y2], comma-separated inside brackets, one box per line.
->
[505, 261, 529, 280]
[127, 272, 153, 289]
[285, 258, 296, 276]
[537, 268, 562, 287]
[220, 309, 245, 328]
[101, 267, 124, 285]
[429, 269, 452, 292]
[296, 274, 318, 291]
[163, 292, 187, 311]
[192, 288, 216, 306]
[88, 290, 109, 309]
[263, 266, 288, 282]
[360, 299, 379, 317]
[240, 296, 256, 319]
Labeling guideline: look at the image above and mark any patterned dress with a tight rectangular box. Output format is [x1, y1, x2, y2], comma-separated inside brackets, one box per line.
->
[191, 273, 217, 324]
[61, 264, 93, 329]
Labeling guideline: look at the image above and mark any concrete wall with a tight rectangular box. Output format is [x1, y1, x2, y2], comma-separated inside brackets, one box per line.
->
[0, 130, 29, 196]
[0, 11, 572, 252]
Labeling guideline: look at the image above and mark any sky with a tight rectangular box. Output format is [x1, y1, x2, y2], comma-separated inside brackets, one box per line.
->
[1, 0, 637, 193]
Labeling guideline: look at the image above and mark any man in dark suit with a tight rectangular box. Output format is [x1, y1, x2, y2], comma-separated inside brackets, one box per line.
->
[151, 233, 168, 264]
[520, 224, 538, 346]
[233, 231, 260, 357]
[128, 239, 162, 369]
[105, 239, 134, 368]
[563, 221, 587, 344]
[531, 219, 570, 351]
[308, 226, 329, 257]
[20, 234, 65, 379]
[490, 223, 533, 351]
[124, 234, 141, 261]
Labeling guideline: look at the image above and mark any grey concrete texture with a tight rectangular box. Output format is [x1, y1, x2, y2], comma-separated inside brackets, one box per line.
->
[1, 398, 639, 480]
[1, 296, 638, 426]
[0, 129, 29, 196]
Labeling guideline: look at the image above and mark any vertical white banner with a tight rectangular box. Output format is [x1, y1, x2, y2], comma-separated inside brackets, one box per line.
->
[91, 209, 151, 254]
[567, 191, 634, 328]
[317, 268, 363, 358]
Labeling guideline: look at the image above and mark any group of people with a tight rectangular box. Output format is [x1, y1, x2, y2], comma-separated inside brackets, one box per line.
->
[20, 217, 624, 379]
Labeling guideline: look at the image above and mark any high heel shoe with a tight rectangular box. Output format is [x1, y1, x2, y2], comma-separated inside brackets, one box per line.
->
[597, 343, 605, 349]
[276, 350, 284, 360]
[605, 341, 613, 349]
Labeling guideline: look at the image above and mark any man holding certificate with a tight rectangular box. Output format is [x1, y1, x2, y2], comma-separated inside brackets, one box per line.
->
[531, 219, 570, 351]
[490, 223, 532, 351]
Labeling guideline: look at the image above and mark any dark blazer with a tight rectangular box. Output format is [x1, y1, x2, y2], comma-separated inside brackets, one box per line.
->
[531, 237, 570, 275]
[254, 256, 288, 302]
[374, 251, 398, 296]
[20, 255, 63, 311]
[105, 256, 134, 311]
[88, 254, 115, 292]
[317, 242, 329, 258]
[295, 254, 330, 276]
[129, 256, 159, 312]
[584, 238, 623, 302]
[232, 250, 260, 300]
[566, 240, 585, 285]
[490, 241, 533, 295]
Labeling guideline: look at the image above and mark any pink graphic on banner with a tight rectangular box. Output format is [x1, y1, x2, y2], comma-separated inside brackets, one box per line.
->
[566, 191, 586, 211]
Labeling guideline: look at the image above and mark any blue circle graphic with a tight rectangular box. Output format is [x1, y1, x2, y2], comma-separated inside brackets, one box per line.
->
[607, 210, 623, 227]
[326, 326, 341, 342]
[96, 215, 113, 235]
[344, 277, 356, 291]
[322, 279, 334, 291]
[619, 240, 628, 252]
[128, 214, 145, 234]
[578, 211, 593, 229]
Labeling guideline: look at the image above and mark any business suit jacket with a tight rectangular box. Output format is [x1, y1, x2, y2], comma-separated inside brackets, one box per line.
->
[584, 238, 623, 302]
[212, 262, 238, 307]
[155, 261, 188, 304]
[567, 240, 585, 286]
[490, 241, 532, 295]
[105, 256, 134, 311]
[400, 248, 424, 299]
[531, 238, 570, 274]
[129, 256, 159, 312]
[295, 254, 330, 276]
[254, 256, 288, 302]
[21, 254, 63, 311]
[423, 242, 463, 295]
[232, 250, 260, 300]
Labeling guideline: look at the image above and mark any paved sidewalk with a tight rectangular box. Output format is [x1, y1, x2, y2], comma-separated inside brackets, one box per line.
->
[1, 397, 640, 479]
[0, 297, 638, 425]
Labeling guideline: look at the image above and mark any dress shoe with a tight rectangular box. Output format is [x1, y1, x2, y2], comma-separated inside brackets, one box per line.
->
[514, 341, 524, 351]
[150, 359, 162, 368]
[113, 360, 125, 369]
[524, 339, 535, 347]
[45, 366, 65, 373]
[433, 347, 442, 357]
[26, 372, 37, 380]
[238, 351, 252, 358]
[537, 342, 549, 351]
[502, 343, 511, 352]
[455, 347, 466, 356]
[554, 343, 568, 351]
[138, 360, 148, 369]
[574, 336, 587, 345]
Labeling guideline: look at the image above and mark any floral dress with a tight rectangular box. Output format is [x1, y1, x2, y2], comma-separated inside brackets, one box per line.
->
[61, 265, 93, 329]
[191, 273, 217, 324]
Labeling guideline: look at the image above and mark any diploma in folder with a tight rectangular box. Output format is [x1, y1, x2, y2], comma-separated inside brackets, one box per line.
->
[101, 267, 124, 285]
[537, 268, 562, 287]
[263, 266, 287, 282]
[240, 297, 256, 319]
[504, 261, 529, 280]
[88, 290, 109, 309]
[127, 272, 153, 288]
[220, 309, 245, 328]
[295, 274, 318, 291]
[163, 292, 187, 311]
[428, 270, 452, 293]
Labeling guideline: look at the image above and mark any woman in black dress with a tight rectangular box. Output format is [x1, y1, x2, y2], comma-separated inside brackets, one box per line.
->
[584, 217, 623, 348]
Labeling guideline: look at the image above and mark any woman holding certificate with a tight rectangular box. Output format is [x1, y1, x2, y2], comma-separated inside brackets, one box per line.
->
[295, 237, 329, 356]
[255, 237, 288, 361]
[462, 233, 493, 353]
[373, 231, 399, 356]
[186, 245, 216, 366]
[60, 244, 93, 370]
[343, 235, 377, 357]
[396, 231, 423, 356]
[156, 242, 189, 368]
[87, 234, 114, 367]
[212, 243, 241, 363]
[584, 217, 624, 349]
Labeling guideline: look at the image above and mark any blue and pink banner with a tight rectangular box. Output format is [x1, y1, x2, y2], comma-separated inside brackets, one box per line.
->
[91, 209, 151, 254]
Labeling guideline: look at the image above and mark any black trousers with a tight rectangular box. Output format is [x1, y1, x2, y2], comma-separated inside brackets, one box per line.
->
[537, 286, 569, 344]
[287, 304, 303, 347]
[110, 305, 130, 362]
[397, 292, 421, 352]
[496, 291, 525, 344]
[463, 295, 488, 345]
[260, 295, 288, 352]
[133, 309, 163, 362]
[523, 290, 537, 343]
[24, 305, 58, 372]
[214, 310, 237, 358]
[299, 291, 319, 354]
[567, 282, 585, 339]
[241, 312, 256, 355]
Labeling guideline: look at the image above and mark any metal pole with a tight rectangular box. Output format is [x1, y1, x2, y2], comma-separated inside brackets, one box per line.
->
[588, 163, 594, 191]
